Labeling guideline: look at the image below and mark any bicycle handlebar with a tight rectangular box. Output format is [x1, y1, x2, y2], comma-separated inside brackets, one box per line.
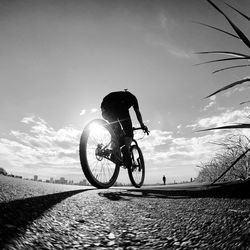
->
[133, 127, 150, 135]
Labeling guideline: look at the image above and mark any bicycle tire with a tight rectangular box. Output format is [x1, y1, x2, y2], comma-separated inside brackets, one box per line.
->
[79, 119, 120, 188]
[128, 144, 145, 188]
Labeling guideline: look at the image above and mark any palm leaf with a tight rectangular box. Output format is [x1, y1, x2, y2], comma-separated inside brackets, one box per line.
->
[211, 147, 250, 184]
[207, 0, 250, 49]
[212, 64, 250, 74]
[240, 100, 250, 105]
[222, 1, 250, 22]
[195, 57, 248, 66]
[197, 123, 250, 132]
[192, 21, 239, 39]
[205, 78, 250, 98]
[195, 51, 250, 58]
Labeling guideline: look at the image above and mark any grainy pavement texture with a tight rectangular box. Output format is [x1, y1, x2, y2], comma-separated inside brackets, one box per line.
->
[0, 175, 250, 249]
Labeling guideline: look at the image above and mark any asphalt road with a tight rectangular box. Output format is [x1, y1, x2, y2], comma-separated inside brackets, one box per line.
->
[0, 176, 250, 249]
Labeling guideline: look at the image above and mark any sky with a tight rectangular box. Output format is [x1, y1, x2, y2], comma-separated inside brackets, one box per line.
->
[0, 0, 250, 184]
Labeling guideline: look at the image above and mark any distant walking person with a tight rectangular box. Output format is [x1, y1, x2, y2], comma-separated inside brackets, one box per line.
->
[163, 175, 166, 185]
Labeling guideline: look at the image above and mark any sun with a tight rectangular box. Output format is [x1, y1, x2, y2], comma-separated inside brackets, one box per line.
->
[87, 122, 112, 144]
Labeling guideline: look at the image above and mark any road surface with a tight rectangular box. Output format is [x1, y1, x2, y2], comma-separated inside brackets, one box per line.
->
[0, 176, 249, 249]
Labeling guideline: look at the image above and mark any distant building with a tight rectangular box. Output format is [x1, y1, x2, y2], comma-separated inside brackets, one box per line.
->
[79, 179, 87, 186]
[60, 177, 67, 184]
[55, 177, 67, 184]
[34, 175, 38, 181]
[50, 177, 54, 183]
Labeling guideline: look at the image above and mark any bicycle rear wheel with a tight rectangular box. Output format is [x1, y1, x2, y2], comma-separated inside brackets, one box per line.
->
[79, 119, 120, 188]
[128, 144, 145, 188]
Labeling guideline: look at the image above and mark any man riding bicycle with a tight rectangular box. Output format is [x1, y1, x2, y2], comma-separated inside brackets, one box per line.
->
[101, 89, 148, 167]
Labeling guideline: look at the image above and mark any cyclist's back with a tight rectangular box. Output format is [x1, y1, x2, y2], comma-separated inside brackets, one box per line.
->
[101, 90, 139, 116]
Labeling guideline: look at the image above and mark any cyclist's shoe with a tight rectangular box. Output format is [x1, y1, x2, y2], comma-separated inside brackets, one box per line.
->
[121, 146, 132, 168]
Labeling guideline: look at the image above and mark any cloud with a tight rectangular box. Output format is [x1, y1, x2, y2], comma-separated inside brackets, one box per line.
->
[0, 117, 217, 182]
[137, 127, 231, 182]
[0, 116, 82, 178]
[21, 116, 35, 124]
[91, 108, 98, 113]
[3, 110, 248, 183]
[80, 109, 86, 116]
[139, 129, 173, 151]
[145, 12, 195, 60]
[203, 96, 216, 111]
[79, 108, 99, 116]
[137, 106, 250, 181]
[159, 13, 167, 29]
[2, 118, 207, 182]
[199, 108, 250, 128]
[222, 83, 250, 98]
[147, 35, 193, 59]
[188, 106, 250, 130]
[143, 12, 196, 59]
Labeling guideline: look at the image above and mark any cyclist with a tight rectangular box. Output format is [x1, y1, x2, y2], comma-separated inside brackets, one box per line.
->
[101, 89, 148, 167]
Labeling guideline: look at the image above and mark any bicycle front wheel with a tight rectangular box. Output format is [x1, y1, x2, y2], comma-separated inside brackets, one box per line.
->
[79, 119, 120, 188]
[128, 144, 145, 188]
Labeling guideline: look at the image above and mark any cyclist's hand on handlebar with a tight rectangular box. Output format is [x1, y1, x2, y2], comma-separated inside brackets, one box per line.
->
[141, 124, 149, 135]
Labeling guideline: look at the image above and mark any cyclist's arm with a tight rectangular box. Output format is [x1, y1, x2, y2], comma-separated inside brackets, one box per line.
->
[132, 95, 148, 132]
[134, 107, 145, 128]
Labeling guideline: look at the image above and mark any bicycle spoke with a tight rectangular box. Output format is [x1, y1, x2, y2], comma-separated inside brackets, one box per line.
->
[79, 119, 120, 188]
[86, 130, 116, 184]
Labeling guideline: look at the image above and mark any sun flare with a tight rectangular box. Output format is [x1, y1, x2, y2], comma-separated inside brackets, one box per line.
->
[89, 123, 105, 136]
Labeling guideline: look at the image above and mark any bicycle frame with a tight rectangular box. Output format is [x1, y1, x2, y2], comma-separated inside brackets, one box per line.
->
[131, 138, 139, 148]
[90, 118, 147, 167]
[111, 127, 144, 167]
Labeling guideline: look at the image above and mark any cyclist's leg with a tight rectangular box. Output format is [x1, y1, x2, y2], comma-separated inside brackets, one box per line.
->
[101, 107, 122, 156]
[102, 107, 119, 133]
[119, 112, 133, 167]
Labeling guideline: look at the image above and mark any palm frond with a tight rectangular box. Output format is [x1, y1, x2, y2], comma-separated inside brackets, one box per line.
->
[195, 57, 248, 66]
[240, 100, 250, 105]
[212, 64, 250, 74]
[222, 1, 250, 22]
[205, 78, 250, 98]
[192, 21, 239, 39]
[207, 0, 250, 49]
[197, 123, 250, 132]
[195, 51, 250, 58]
[211, 147, 250, 184]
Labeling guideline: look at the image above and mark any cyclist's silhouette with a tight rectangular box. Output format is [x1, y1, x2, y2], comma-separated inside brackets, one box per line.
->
[101, 89, 148, 167]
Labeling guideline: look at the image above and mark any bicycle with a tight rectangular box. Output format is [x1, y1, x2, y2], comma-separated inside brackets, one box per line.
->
[79, 119, 149, 188]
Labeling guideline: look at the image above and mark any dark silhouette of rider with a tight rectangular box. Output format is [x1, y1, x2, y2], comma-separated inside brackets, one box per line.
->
[101, 89, 148, 167]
